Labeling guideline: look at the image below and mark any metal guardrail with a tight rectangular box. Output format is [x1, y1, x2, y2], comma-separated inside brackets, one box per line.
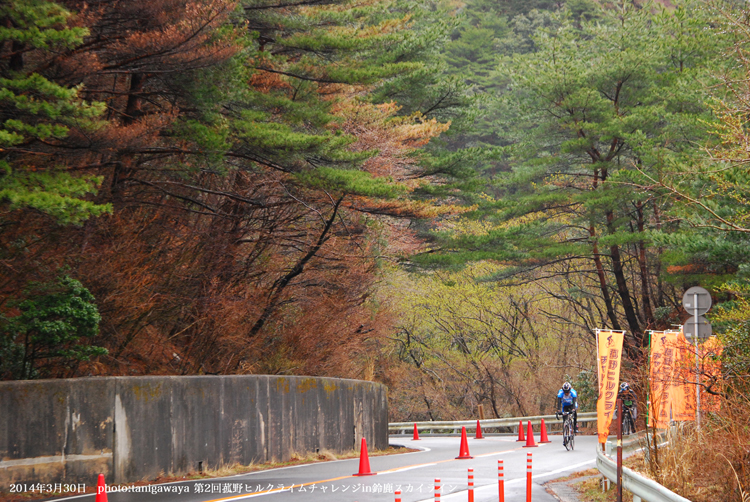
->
[388, 411, 598, 433]
[597, 435, 691, 502]
[602, 432, 647, 456]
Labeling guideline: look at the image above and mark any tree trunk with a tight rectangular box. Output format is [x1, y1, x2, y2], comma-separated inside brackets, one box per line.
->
[636, 201, 654, 338]
[2, 17, 24, 72]
[9, 40, 23, 71]
[607, 211, 642, 358]
[590, 225, 621, 330]
[653, 199, 665, 309]
[111, 73, 147, 198]
[124, 73, 146, 124]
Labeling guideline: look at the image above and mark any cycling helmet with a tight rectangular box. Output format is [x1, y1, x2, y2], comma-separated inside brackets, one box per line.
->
[562, 382, 571, 392]
[620, 382, 629, 392]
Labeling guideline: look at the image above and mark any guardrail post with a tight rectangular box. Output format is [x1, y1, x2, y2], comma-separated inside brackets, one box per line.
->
[498, 460, 504, 502]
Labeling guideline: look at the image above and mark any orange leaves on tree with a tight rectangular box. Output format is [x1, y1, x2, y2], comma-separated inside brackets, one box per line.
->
[250, 69, 294, 93]
[329, 98, 450, 180]
[102, 0, 240, 72]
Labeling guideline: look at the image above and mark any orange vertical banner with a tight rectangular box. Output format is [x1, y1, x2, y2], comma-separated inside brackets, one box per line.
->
[649, 331, 677, 428]
[671, 331, 696, 422]
[597, 330, 625, 443]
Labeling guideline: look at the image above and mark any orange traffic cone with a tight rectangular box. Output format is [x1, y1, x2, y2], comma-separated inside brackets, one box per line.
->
[353, 438, 377, 476]
[413, 423, 420, 441]
[475, 420, 484, 439]
[523, 420, 537, 448]
[456, 426, 473, 459]
[95, 474, 108, 502]
[539, 418, 551, 443]
[516, 420, 526, 442]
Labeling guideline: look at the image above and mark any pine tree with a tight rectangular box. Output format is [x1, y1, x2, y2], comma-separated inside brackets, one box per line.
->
[418, 0, 733, 356]
[644, 4, 750, 282]
[0, 275, 106, 379]
[0, 0, 109, 224]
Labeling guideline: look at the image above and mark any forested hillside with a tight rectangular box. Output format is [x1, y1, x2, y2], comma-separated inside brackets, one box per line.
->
[0, 0, 476, 379]
[4, 0, 750, 476]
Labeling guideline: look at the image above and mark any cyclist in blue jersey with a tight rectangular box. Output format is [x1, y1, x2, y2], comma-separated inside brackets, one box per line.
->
[555, 382, 578, 433]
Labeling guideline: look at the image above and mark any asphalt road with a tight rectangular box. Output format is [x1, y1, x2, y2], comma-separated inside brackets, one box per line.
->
[48, 434, 600, 502]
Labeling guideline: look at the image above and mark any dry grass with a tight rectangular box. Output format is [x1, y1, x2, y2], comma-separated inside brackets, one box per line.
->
[573, 476, 636, 502]
[631, 389, 750, 502]
[561, 448, 646, 502]
[551, 454, 643, 502]
[550, 468, 600, 483]
[636, 423, 747, 501]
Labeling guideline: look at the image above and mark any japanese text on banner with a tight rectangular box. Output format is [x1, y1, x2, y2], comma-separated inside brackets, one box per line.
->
[649, 331, 677, 428]
[671, 331, 697, 422]
[597, 330, 624, 443]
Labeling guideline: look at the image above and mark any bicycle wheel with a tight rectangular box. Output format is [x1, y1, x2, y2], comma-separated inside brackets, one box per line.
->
[625, 413, 634, 435]
[570, 426, 575, 450]
[563, 421, 571, 451]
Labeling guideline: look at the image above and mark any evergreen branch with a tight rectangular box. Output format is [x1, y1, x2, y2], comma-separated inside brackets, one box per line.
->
[637, 167, 750, 233]
[254, 66, 342, 84]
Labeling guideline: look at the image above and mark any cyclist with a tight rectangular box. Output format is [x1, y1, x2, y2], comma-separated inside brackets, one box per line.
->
[618, 382, 638, 432]
[555, 382, 578, 433]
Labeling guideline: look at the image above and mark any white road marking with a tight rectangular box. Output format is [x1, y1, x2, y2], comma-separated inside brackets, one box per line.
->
[378, 463, 438, 474]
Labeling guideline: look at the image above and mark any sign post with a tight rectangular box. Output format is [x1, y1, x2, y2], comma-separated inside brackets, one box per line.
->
[616, 397, 623, 502]
[682, 286, 712, 428]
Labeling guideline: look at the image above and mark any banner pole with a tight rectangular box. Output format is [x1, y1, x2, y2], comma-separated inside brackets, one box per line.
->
[616, 397, 623, 502]
[645, 330, 651, 428]
[595, 329, 601, 451]
[694, 293, 700, 429]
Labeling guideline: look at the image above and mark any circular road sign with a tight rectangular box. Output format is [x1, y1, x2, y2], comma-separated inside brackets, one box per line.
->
[683, 315, 713, 339]
[682, 286, 712, 316]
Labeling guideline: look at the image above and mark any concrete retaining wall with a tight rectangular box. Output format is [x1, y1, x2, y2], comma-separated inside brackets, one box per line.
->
[0, 376, 388, 485]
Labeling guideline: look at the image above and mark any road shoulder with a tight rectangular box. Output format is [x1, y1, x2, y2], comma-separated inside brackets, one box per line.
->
[544, 471, 600, 502]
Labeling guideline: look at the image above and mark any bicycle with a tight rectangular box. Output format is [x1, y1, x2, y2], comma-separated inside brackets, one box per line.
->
[622, 406, 635, 436]
[560, 411, 575, 451]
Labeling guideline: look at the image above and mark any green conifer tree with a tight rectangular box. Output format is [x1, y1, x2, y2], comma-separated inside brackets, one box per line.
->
[0, 0, 110, 224]
[418, 0, 734, 355]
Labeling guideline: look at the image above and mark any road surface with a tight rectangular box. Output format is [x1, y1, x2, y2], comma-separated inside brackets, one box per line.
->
[47, 434, 600, 502]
